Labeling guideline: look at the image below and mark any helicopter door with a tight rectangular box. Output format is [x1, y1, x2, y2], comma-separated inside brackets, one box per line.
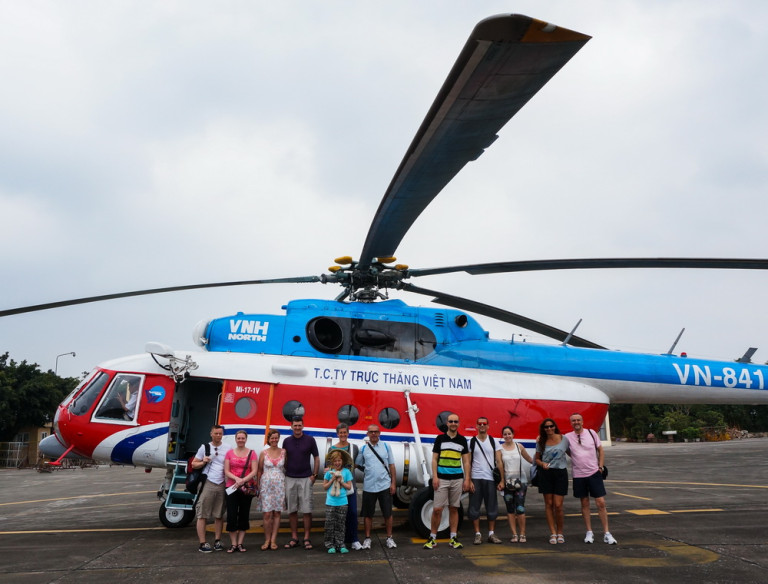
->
[167, 377, 224, 461]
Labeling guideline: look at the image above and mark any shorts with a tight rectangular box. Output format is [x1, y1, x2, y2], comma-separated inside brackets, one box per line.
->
[573, 471, 607, 499]
[537, 467, 568, 496]
[468, 479, 499, 521]
[433, 478, 463, 509]
[195, 480, 227, 520]
[360, 489, 393, 519]
[503, 483, 528, 515]
[285, 476, 313, 514]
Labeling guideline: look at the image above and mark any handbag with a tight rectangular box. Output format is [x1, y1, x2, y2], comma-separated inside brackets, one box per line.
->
[530, 462, 540, 487]
[238, 451, 259, 497]
[587, 429, 608, 480]
[185, 443, 210, 495]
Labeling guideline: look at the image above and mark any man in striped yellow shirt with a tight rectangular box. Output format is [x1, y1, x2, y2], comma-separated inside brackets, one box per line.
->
[423, 414, 470, 550]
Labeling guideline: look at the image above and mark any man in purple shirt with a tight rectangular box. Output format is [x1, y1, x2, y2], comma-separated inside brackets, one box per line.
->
[283, 417, 320, 549]
[565, 413, 617, 545]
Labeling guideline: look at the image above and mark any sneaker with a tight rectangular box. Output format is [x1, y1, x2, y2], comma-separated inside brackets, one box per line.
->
[488, 534, 502, 544]
[351, 541, 363, 551]
[385, 537, 397, 549]
[339, 546, 349, 554]
[584, 531, 594, 544]
[448, 537, 463, 549]
[198, 543, 212, 553]
[423, 537, 437, 550]
[327, 547, 336, 554]
[213, 540, 224, 552]
[604, 532, 618, 545]
[473, 533, 483, 545]
[361, 538, 372, 550]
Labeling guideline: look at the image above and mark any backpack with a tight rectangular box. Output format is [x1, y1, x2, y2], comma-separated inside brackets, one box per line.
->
[185, 443, 211, 494]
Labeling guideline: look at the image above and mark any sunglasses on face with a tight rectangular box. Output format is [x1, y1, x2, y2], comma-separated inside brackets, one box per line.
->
[447, 420, 459, 424]
[543, 425, 555, 429]
[477, 422, 488, 426]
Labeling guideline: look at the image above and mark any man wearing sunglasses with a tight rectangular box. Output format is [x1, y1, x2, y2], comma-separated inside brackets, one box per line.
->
[424, 414, 470, 550]
[192, 425, 231, 553]
[468, 417, 503, 545]
[565, 413, 617, 545]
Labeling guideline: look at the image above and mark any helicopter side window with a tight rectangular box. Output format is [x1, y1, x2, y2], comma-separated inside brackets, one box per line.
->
[69, 372, 110, 417]
[435, 411, 456, 433]
[378, 407, 400, 429]
[337, 405, 359, 426]
[94, 375, 143, 422]
[282, 400, 305, 422]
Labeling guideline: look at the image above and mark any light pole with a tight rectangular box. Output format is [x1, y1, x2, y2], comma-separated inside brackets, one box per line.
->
[55, 352, 76, 376]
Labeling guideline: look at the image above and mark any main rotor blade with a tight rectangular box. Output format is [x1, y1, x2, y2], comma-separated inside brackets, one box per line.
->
[408, 257, 768, 278]
[0, 276, 321, 317]
[358, 14, 590, 269]
[401, 283, 605, 349]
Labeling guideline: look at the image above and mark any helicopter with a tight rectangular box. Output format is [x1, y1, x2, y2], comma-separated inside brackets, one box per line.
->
[5, 13, 768, 537]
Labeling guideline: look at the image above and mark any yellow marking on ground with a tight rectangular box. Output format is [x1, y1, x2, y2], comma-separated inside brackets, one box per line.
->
[671, 508, 723, 513]
[462, 538, 719, 569]
[0, 490, 156, 506]
[613, 491, 652, 501]
[609, 480, 768, 489]
[0, 527, 166, 535]
[626, 508, 670, 515]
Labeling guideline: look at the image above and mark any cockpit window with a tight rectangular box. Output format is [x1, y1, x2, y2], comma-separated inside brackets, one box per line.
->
[69, 371, 110, 416]
[94, 374, 143, 422]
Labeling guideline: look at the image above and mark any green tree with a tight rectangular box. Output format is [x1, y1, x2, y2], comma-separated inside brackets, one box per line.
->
[0, 352, 78, 441]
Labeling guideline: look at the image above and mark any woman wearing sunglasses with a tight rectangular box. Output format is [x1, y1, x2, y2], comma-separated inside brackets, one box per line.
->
[534, 418, 570, 545]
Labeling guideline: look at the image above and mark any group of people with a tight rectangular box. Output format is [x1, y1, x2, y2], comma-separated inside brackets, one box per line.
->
[423, 413, 616, 549]
[191, 418, 397, 555]
[190, 412, 615, 554]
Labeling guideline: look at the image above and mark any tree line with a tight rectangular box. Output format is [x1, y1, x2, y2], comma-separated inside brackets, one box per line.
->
[609, 403, 768, 441]
[0, 352, 79, 441]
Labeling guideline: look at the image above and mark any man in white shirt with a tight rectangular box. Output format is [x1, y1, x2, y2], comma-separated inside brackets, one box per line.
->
[192, 425, 232, 552]
[468, 416, 503, 544]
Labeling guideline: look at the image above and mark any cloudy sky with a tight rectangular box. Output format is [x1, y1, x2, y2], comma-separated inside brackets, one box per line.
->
[2, 1, 767, 379]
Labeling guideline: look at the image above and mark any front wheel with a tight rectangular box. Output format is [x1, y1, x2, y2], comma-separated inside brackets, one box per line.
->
[408, 487, 463, 539]
[158, 501, 195, 528]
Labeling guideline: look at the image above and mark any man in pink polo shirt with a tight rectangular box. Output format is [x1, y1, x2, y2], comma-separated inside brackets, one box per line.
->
[565, 413, 617, 545]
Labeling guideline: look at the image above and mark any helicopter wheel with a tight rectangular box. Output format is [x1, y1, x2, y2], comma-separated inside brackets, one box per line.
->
[393, 485, 416, 509]
[158, 501, 195, 528]
[408, 487, 463, 539]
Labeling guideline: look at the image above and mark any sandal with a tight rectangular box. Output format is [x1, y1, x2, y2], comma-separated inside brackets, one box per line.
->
[261, 542, 270, 551]
[237, 544, 247, 553]
[227, 545, 237, 553]
[557, 534, 565, 544]
[270, 542, 278, 550]
[284, 538, 300, 549]
[549, 534, 557, 545]
[519, 535, 527, 543]
[510, 534, 519, 543]
[303, 539, 313, 550]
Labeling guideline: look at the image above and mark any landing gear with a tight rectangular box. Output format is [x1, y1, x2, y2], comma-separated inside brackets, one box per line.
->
[158, 500, 195, 528]
[393, 485, 416, 509]
[408, 487, 463, 539]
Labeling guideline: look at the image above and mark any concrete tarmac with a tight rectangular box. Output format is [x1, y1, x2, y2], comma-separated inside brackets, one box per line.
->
[2, 439, 767, 584]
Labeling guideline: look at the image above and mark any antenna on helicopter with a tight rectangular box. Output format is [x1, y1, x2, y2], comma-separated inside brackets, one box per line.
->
[736, 347, 758, 363]
[665, 328, 686, 355]
[562, 319, 583, 347]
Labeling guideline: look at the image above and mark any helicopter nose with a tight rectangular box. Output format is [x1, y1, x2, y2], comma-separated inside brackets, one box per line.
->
[39, 434, 70, 458]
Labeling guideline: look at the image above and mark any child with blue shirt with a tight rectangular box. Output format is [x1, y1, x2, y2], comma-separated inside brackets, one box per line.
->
[323, 450, 353, 553]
